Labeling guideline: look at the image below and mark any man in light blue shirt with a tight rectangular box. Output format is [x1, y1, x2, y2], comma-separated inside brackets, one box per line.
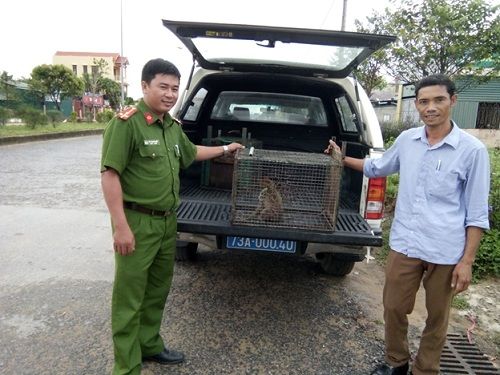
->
[326, 74, 490, 375]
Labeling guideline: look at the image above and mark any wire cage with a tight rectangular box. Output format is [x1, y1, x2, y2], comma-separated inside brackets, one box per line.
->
[231, 148, 343, 231]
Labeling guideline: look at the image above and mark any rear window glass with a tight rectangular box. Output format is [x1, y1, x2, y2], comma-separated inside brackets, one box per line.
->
[210, 91, 327, 127]
[183, 88, 208, 121]
[335, 96, 359, 133]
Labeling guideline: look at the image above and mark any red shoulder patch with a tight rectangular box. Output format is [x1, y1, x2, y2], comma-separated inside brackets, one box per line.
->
[117, 106, 138, 120]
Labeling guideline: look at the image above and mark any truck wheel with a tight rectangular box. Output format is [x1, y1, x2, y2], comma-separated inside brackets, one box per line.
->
[175, 241, 198, 261]
[316, 253, 355, 276]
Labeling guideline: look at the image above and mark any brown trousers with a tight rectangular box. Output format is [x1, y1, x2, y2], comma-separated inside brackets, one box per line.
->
[383, 250, 455, 375]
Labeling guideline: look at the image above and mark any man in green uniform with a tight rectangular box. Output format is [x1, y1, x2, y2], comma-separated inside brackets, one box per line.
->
[101, 58, 243, 375]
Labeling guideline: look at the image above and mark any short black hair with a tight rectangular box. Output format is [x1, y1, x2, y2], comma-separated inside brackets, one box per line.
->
[141, 58, 181, 83]
[415, 74, 456, 97]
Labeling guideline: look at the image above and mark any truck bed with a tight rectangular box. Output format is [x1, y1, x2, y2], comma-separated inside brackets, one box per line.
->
[177, 184, 382, 247]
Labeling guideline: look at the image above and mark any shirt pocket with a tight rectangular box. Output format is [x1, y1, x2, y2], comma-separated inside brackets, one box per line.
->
[428, 171, 461, 200]
[137, 145, 169, 176]
[138, 145, 167, 160]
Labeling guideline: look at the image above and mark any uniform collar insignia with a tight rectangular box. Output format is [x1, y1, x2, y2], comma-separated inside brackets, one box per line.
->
[144, 112, 155, 125]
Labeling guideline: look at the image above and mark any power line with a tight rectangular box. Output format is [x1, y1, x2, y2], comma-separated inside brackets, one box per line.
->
[320, 0, 336, 29]
[319, 0, 348, 30]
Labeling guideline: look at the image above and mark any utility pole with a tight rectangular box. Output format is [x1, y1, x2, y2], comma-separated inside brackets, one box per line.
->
[120, 0, 125, 108]
[341, 0, 348, 31]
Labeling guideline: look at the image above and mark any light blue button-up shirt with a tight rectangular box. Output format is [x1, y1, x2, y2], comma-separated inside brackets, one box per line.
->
[364, 123, 490, 265]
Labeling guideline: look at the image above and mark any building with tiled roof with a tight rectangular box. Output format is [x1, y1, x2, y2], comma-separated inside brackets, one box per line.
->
[53, 51, 128, 95]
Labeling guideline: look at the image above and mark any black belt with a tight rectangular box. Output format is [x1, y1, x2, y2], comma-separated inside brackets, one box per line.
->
[123, 202, 173, 217]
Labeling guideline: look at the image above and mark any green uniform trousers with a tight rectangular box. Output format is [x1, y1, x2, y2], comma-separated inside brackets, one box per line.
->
[111, 209, 177, 375]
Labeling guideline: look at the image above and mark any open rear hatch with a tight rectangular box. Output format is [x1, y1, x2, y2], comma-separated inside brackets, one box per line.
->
[162, 19, 396, 78]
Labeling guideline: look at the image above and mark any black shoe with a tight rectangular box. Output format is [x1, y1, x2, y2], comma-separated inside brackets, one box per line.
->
[142, 348, 185, 365]
[370, 362, 409, 375]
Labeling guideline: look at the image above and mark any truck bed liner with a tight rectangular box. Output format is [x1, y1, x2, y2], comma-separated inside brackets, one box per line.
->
[177, 185, 382, 246]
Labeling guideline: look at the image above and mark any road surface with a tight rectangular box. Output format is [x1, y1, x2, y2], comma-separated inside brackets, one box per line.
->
[0, 135, 386, 374]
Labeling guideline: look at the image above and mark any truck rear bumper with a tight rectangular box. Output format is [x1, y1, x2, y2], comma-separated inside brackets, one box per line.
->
[176, 232, 368, 260]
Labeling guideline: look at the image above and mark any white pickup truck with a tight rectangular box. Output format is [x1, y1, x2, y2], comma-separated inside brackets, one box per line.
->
[163, 20, 396, 276]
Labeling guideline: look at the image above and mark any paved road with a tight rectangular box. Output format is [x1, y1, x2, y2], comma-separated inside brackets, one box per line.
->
[0, 135, 385, 375]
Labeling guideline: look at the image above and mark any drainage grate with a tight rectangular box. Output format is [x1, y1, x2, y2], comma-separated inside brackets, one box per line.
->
[440, 333, 499, 374]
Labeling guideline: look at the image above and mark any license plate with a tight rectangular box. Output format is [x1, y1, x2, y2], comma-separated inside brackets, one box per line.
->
[226, 236, 296, 253]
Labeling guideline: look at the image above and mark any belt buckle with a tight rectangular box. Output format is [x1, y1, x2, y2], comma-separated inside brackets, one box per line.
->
[151, 208, 169, 217]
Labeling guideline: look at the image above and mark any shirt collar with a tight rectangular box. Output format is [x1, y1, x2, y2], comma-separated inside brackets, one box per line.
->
[443, 121, 460, 149]
[412, 121, 459, 149]
[163, 112, 174, 128]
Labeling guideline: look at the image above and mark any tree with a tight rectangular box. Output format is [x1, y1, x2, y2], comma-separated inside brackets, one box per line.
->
[359, 0, 499, 83]
[82, 58, 115, 118]
[354, 20, 391, 97]
[30, 64, 84, 111]
[99, 77, 121, 110]
[82, 58, 108, 94]
[0, 107, 13, 126]
[124, 97, 135, 106]
[0, 71, 19, 104]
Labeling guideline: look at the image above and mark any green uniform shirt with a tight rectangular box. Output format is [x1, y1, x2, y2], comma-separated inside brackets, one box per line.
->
[101, 99, 197, 211]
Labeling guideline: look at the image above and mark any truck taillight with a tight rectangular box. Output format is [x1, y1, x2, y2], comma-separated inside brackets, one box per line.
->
[365, 177, 386, 220]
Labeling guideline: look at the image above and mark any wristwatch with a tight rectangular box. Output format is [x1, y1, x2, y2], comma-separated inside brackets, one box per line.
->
[222, 145, 229, 155]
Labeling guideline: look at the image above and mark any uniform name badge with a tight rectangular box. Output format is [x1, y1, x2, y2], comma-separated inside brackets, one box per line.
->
[144, 139, 160, 146]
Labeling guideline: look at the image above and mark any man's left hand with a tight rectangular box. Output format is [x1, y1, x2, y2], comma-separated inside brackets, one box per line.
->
[451, 261, 473, 294]
[324, 139, 340, 155]
[226, 142, 245, 154]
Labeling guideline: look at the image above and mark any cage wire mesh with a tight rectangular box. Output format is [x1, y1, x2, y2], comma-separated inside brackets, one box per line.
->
[231, 148, 343, 231]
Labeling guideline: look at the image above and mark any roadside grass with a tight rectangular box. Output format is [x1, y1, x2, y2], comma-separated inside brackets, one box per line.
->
[451, 295, 471, 310]
[0, 122, 106, 137]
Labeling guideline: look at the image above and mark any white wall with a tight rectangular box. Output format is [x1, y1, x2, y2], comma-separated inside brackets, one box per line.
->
[464, 129, 500, 148]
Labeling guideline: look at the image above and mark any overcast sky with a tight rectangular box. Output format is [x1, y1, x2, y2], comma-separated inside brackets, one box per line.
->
[1, 0, 390, 99]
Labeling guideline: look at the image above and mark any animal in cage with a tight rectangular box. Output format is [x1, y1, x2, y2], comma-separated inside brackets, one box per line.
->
[252, 176, 283, 222]
[231, 148, 343, 231]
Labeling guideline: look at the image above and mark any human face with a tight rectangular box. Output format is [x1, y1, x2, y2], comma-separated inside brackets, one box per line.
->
[142, 73, 180, 116]
[414, 85, 457, 129]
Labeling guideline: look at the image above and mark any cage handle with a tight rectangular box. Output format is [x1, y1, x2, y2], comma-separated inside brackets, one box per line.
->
[329, 136, 346, 160]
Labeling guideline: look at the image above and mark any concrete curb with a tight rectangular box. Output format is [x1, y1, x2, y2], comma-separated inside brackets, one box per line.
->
[0, 129, 104, 146]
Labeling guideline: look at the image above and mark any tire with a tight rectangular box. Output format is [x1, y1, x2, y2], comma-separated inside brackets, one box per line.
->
[175, 241, 198, 261]
[316, 253, 355, 276]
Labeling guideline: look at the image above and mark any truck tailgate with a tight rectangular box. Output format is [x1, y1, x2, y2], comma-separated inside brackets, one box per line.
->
[177, 185, 382, 246]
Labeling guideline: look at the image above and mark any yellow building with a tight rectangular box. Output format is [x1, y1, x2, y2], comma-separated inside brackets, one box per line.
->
[53, 51, 128, 96]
